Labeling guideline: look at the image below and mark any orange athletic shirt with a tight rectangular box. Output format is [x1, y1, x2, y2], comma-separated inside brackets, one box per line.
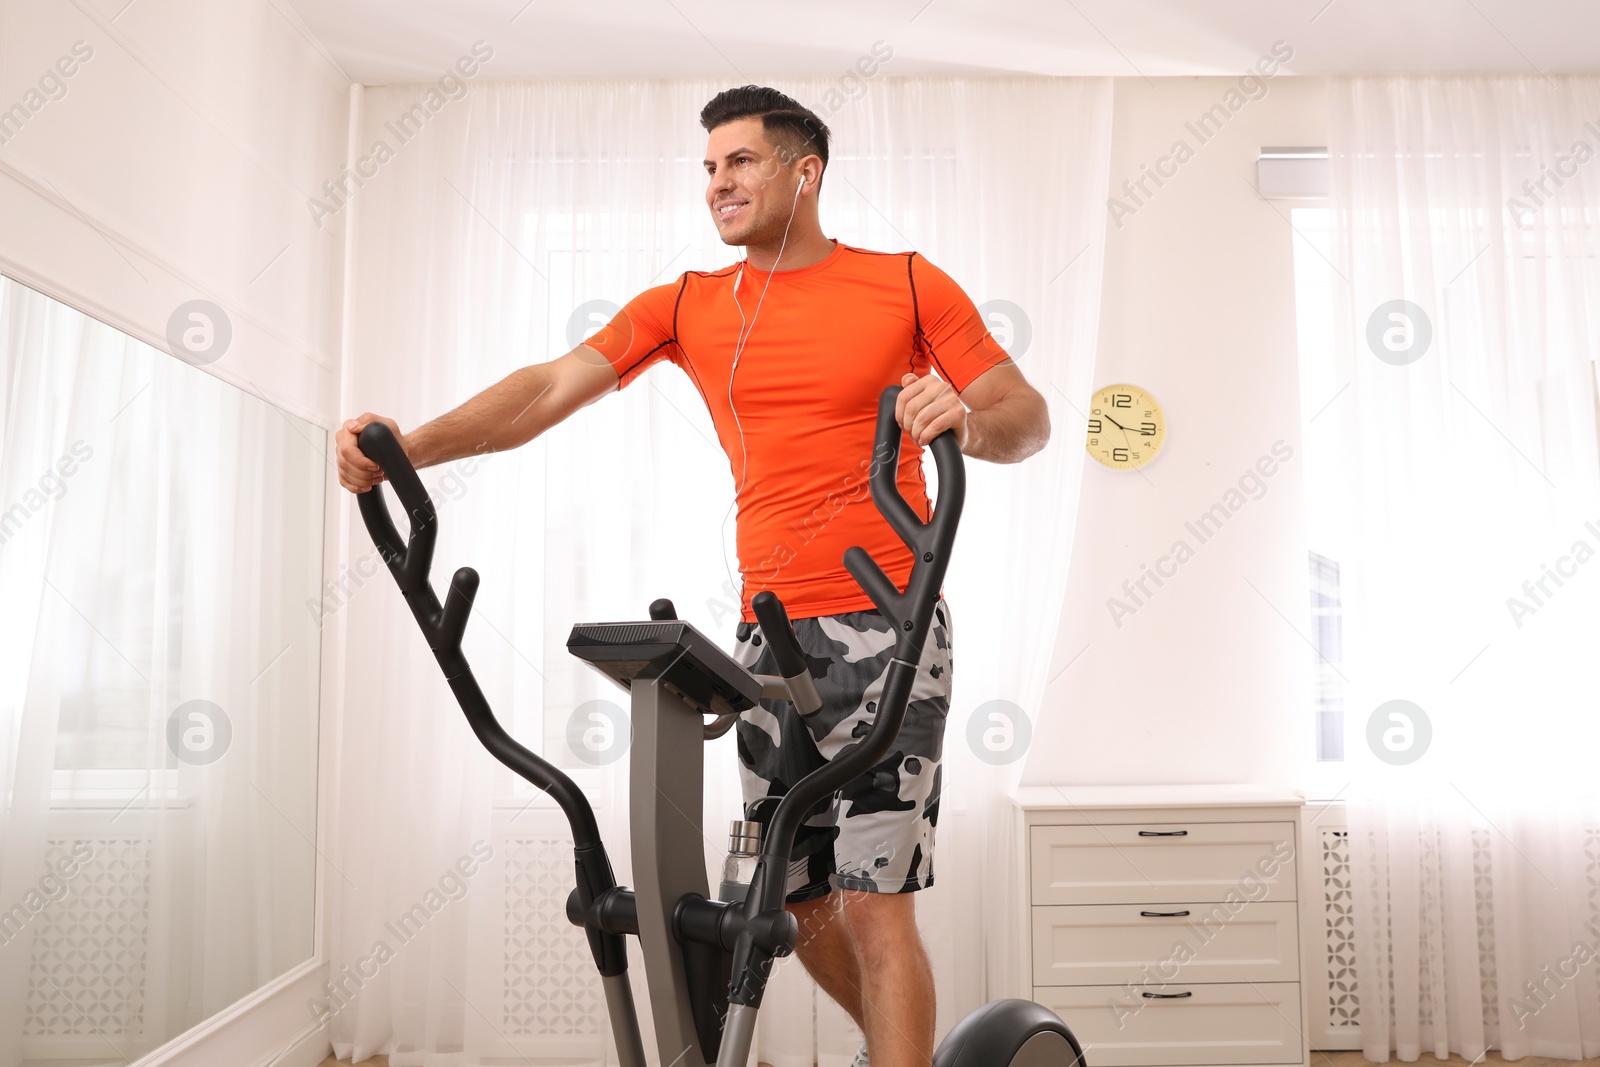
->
[584, 240, 1009, 622]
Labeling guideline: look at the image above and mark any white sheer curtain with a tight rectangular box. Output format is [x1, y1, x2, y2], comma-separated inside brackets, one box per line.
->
[332, 76, 1110, 1066]
[1321, 76, 1600, 1062]
[0, 277, 320, 1065]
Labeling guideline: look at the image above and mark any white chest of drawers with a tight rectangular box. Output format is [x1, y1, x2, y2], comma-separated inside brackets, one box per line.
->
[1015, 786, 1310, 1067]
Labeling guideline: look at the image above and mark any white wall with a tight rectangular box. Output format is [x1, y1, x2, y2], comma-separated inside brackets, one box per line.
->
[0, 0, 350, 427]
[1023, 74, 1327, 790]
[0, 4, 349, 1065]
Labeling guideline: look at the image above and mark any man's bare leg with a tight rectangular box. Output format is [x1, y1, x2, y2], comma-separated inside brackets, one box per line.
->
[786, 893, 866, 1027]
[787, 890, 935, 1066]
[841, 891, 935, 1067]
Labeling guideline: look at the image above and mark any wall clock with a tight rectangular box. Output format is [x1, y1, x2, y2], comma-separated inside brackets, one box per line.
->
[1086, 383, 1165, 470]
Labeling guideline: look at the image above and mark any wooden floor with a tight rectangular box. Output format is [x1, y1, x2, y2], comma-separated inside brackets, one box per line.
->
[319, 1052, 1600, 1067]
[1317, 1054, 1600, 1067]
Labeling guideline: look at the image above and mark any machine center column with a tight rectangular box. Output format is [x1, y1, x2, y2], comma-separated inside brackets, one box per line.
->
[628, 677, 716, 1067]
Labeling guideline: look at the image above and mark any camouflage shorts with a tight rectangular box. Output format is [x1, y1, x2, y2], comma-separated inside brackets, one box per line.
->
[731, 599, 953, 901]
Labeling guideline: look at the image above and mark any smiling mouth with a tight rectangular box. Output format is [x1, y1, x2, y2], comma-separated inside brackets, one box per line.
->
[716, 200, 748, 221]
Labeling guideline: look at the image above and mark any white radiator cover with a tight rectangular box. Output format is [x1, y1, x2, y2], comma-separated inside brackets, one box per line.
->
[21, 803, 193, 1065]
[1310, 802, 1548, 1050]
[1315, 817, 1361, 1048]
[500, 834, 606, 1048]
[26, 837, 153, 1040]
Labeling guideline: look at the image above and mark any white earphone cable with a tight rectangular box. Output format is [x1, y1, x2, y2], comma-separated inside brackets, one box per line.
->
[720, 174, 807, 609]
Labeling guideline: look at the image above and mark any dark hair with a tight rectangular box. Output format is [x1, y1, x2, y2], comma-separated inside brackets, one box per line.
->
[699, 85, 831, 178]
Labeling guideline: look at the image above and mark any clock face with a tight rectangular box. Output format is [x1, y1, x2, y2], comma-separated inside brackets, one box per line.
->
[1087, 384, 1165, 470]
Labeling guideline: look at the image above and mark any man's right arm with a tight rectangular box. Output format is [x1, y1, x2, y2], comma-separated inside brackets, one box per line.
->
[335, 345, 618, 494]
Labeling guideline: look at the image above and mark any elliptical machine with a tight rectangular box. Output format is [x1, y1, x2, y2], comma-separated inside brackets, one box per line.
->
[355, 386, 1087, 1067]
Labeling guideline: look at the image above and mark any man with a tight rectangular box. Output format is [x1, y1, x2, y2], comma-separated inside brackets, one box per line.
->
[336, 85, 1049, 1067]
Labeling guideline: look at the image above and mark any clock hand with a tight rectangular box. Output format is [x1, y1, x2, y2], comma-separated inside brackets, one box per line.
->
[1106, 414, 1157, 437]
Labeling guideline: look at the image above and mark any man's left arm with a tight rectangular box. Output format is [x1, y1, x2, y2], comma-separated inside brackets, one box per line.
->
[895, 362, 1051, 463]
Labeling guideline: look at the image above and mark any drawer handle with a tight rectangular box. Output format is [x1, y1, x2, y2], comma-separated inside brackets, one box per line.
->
[1141, 991, 1194, 999]
[1137, 829, 1188, 837]
[1139, 909, 1191, 918]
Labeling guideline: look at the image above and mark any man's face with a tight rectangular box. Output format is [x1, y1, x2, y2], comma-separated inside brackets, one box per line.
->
[704, 116, 806, 247]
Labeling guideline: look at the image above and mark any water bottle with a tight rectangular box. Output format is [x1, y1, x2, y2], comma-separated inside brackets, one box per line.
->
[718, 820, 763, 903]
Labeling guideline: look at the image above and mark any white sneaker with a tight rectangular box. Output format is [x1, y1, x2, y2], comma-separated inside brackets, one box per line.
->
[849, 1043, 870, 1067]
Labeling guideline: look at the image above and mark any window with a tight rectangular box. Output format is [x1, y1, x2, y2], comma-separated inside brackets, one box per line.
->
[1307, 551, 1345, 761]
[1290, 206, 1349, 773]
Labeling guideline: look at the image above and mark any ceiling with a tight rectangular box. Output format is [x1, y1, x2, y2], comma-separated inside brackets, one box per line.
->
[284, 0, 1600, 85]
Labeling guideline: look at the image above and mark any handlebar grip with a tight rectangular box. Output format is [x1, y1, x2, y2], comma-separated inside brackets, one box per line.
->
[844, 386, 965, 637]
[750, 592, 806, 678]
[864, 386, 926, 545]
[751, 592, 821, 715]
[355, 423, 437, 591]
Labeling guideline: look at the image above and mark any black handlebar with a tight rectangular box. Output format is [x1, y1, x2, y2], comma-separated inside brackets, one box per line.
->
[843, 385, 965, 658]
[749, 592, 807, 679]
[353, 424, 630, 978]
[354, 424, 440, 606]
[728, 385, 965, 1007]
[356, 423, 602, 839]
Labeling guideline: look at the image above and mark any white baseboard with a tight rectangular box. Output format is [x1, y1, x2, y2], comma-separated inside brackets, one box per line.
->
[127, 958, 332, 1067]
[258, 1023, 332, 1067]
